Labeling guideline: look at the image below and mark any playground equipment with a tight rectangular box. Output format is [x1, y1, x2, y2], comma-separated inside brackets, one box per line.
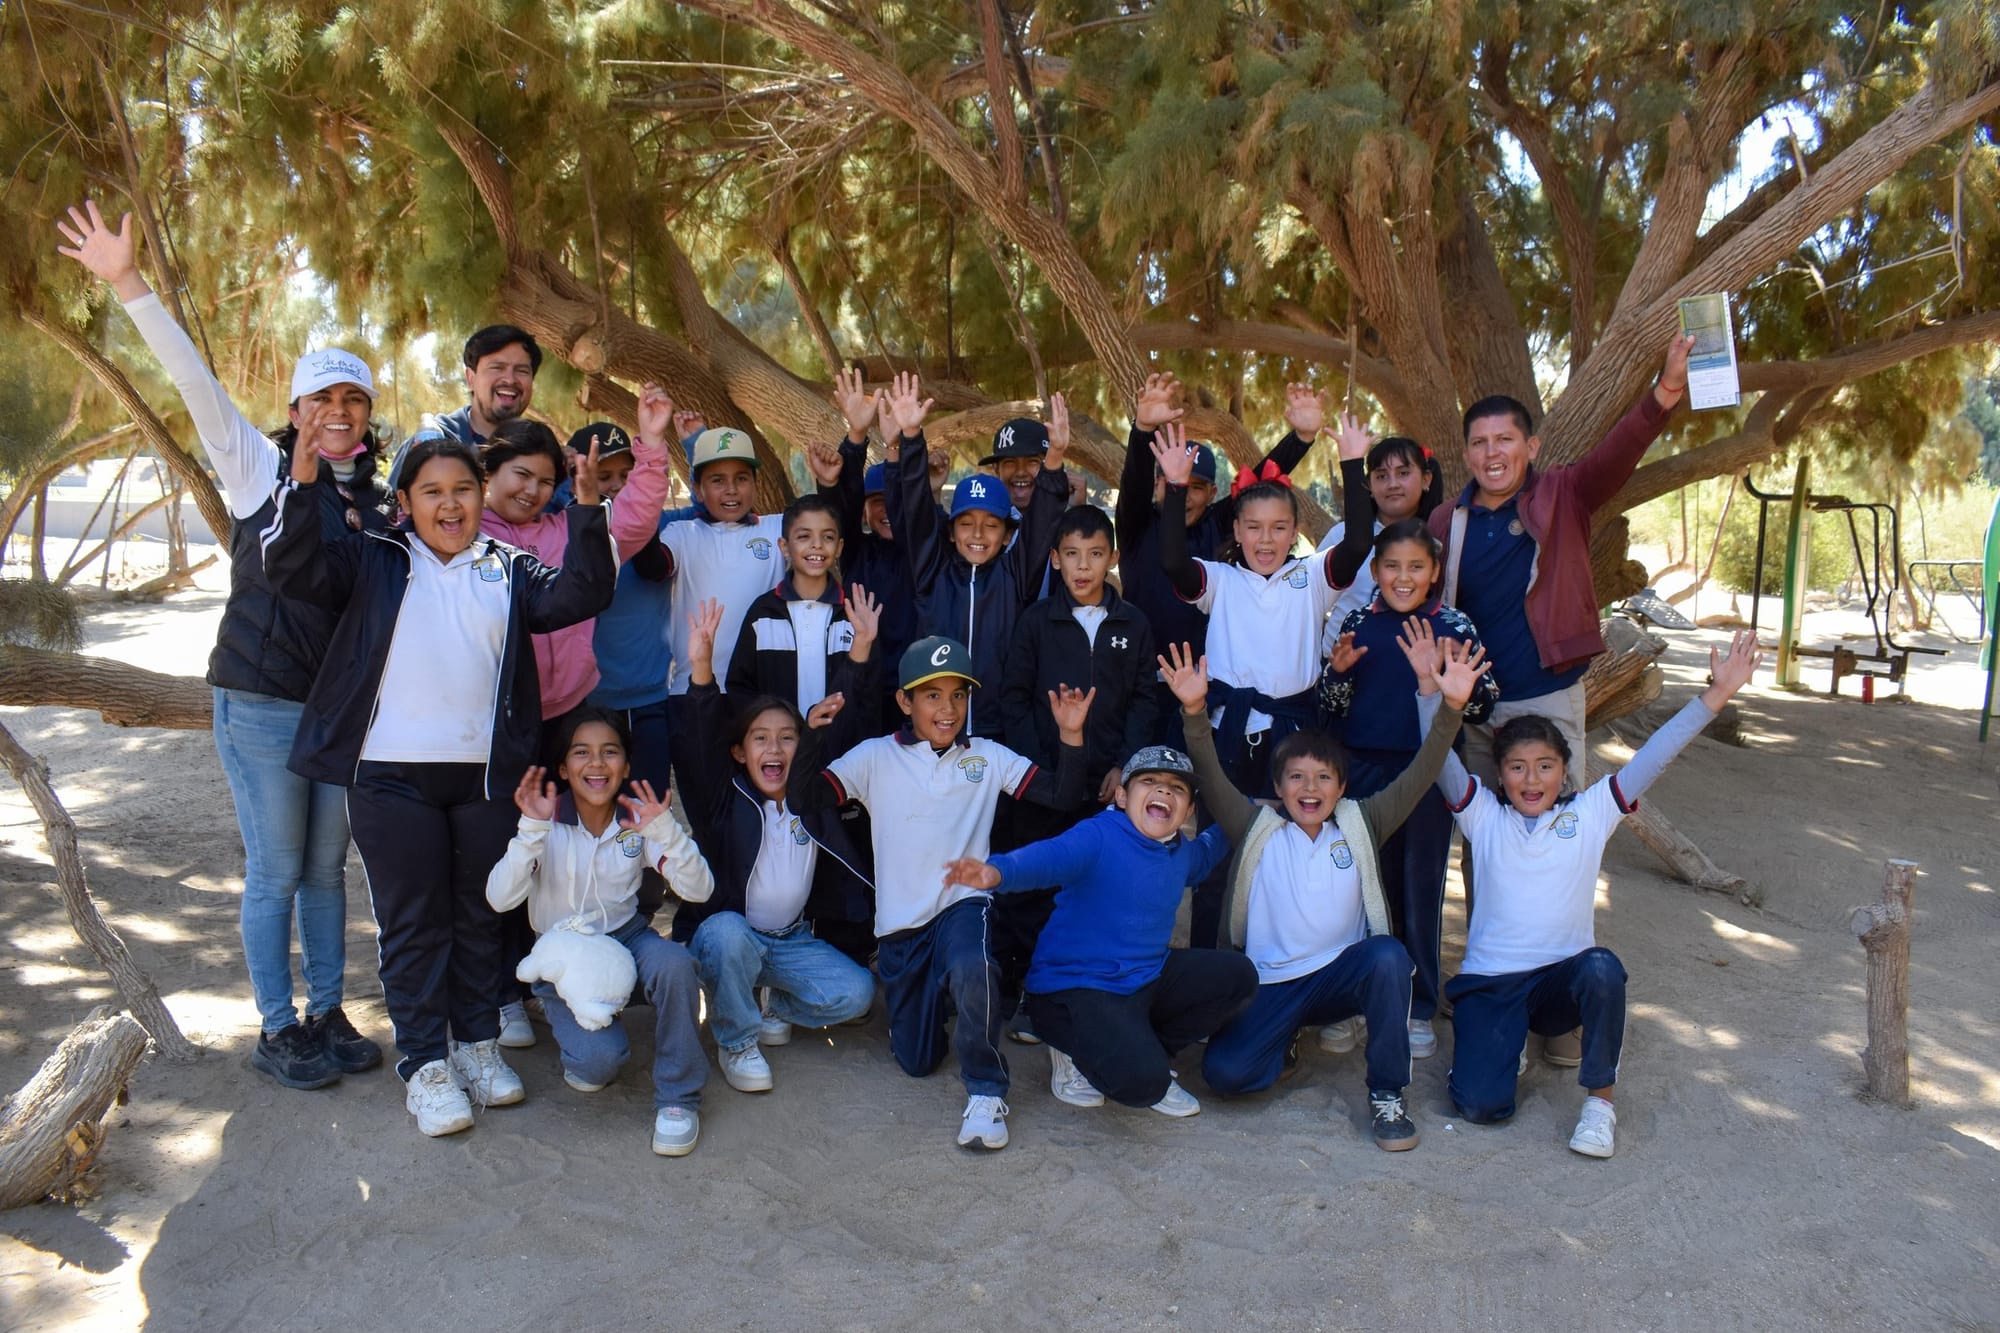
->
[1745, 465, 1945, 700]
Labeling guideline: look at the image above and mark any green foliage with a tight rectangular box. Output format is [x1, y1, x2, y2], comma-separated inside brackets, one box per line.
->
[0, 579, 83, 652]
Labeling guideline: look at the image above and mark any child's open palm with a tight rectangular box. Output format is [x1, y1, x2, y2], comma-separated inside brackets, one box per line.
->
[1702, 630, 1762, 707]
[846, 584, 881, 654]
[1395, 617, 1444, 694]
[1284, 383, 1328, 441]
[514, 766, 559, 822]
[1328, 631, 1368, 673]
[834, 366, 878, 434]
[1157, 642, 1211, 714]
[1332, 411, 1376, 464]
[886, 371, 934, 438]
[941, 858, 1001, 891]
[1435, 637, 1492, 711]
[1046, 392, 1071, 469]
[685, 598, 724, 674]
[1135, 373, 1184, 431]
[617, 780, 672, 830]
[1150, 421, 1195, 487]
[1047, 683, 1097, 741]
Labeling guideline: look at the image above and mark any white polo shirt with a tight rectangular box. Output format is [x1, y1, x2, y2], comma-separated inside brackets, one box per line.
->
[1188, 554, 1344, 731]
[1244, 820, 1370, 983]
[744, 797, 820, 931]
[825, 733, 1037, 936]
[360, 539, 511, 764]
[1452, 779, 1632, 976]
[663, 513, 788, 693]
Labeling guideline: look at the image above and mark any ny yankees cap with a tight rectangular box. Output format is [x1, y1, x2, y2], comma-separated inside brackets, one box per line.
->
[1121, 745, 1197, 789]
[899, 635, 981, 691]
[565, 421, 632, 458]
[690, 426, 759, 476]
[863, 461, 888, 496]
[949, 474, 1013, 523]
[981, 417, 1049, 464]
[290, 348, 377, 403]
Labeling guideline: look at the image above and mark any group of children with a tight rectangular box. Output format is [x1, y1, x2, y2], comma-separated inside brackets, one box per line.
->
[56, 196, 1759, 1163]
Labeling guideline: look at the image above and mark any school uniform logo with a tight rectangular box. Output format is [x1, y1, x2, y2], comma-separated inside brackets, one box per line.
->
[1330, 840, 1354, 869]
[615, 830, 645, 858]
[958, 755, 989, 784]
[1553, 812, 1580, 839]
[748, 537, 774, 560]
[1284, 565, 1309, 588]
[789, 817, 810, 846]
[474, 552, 508, 582]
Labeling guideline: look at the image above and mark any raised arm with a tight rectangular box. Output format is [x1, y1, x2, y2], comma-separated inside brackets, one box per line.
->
[1160, 644, 1259, 843]
[487, 767, 558, 912]
[521, 503, 618, 633]
[604, 384, 675, 559]
[1115, 372, 1186, 552]
[263, 441, 362, 609]
[1569, 335, 1692, 511]
[1610, 631, 1761, 806]
[1153, 423, 1206, 600]
[1011, 684, 1094, 810]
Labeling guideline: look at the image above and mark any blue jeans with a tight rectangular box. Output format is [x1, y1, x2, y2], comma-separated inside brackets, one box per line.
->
[687, 913, 876, 1052]
[535, 915, 708, 1109]
[211, 687, 351, 1034]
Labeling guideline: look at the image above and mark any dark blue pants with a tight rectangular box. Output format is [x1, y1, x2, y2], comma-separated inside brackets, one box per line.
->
[874, 898, 1009, 1097]
[1348, 748, 1454, 1021]
[1445, 947, 1627, 1124]
[1203, 935, 1415, 1095]
[1028, 949, 1258, 1107]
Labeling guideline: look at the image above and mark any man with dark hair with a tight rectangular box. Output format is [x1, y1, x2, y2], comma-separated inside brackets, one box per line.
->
[392, 325, 548, 490]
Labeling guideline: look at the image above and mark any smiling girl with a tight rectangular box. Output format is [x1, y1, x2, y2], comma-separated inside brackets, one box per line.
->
[263, 423, 617, 1137]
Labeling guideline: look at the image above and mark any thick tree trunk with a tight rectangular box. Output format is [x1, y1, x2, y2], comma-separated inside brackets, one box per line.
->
[0, 1009, 150, 1209]
[0, 722, 198, 1061]
[1581, 618, 1666, 731]
[1849, 858, 1917, 1105]
[0, 647, 213, 729]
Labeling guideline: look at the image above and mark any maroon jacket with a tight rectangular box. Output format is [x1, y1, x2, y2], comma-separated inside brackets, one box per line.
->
[1431, 390, 1672, 675]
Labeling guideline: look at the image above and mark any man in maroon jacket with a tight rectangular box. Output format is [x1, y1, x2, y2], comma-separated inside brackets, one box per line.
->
[1431, 334, 1694, 791]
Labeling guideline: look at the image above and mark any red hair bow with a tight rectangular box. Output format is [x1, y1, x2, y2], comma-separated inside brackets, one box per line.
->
[1230, 459, 1293, 499]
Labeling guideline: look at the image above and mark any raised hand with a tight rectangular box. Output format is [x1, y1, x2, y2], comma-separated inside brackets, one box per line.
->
[1435, 637, 1492, 711]
[803, 438, 845, 489]
[514, 765, 559, 821]
[1395, 616, 1443, 694]
[1045, 392, 1071, 470]
[885, 371, 934, 439]
[845, 584, 880, 658]
[672, 408, 707, 442]
[1328, 630, 1368, 674]
[636, 382, 675, 446]
[1331, 411, 1376, 464]
[1156, 642, 1211, 715]
[1048, 683, 1097, 742]
[685, 598, 725, 677]
[1134, 372, 1185, 432]
[1150, 420, 1195, 487]
[1701, 629, 1762, 708]
[571, 435, 602, 508]
[834, 365, 879, 438]
[806, 692, 846, 729]
[927, 447, 951, 483]
[941, 857, 1002, 891]
[290, 401, 334, 484]
[54, 201, 148, 300]
[1284, 382, 1328, 442]
[617, 779, 673, 830]
[1656, 332, 1697, 405]
[1096, 767, 1123, 805]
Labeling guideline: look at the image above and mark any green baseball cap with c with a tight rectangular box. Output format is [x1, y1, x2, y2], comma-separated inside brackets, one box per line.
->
[899, 635, 980, 691]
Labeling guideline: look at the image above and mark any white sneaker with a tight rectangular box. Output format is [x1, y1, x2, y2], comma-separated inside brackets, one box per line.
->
[1518, 1047, 1529, 1077]
[1408, 1019, 1437, 1059]
[1048, 1049, 1104, 1108]
[497, 1001, 536, 1049]
[405, 1059, 474, 1137]
[563, 1069, 607, 1094]
[1569, 1096, 1616, 1158]
[757, 990, 793, 1047]
[1150, 1077, 1201, 1118]
[652, 1105, 700, 1156]
[720, 1043, 774, 1093]
[449, 1038, 525, 1107]
[1317, 1017, 1362, 1054]
[958, 1094, 1010, 1149]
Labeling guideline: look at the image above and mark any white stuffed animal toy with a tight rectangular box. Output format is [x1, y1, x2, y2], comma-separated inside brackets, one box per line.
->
[516, 917, 637, 1031]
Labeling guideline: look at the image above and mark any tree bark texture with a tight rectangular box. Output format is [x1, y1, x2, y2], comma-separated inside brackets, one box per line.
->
[0, 721, 198, 1061]
[0, 1008, 150, 1209]
[1622, 802, 1753, 904]
[1848, 858, 1917, 1105]
[1581, 617, 1666, 732]
[0, 647, 213, 730]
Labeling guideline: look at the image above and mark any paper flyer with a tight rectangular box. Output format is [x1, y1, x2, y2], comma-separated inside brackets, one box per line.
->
[1676, 292, 1741, 411]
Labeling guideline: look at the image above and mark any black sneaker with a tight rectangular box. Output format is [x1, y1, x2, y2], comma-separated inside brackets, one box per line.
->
[303, 1007, 384, 1074]
[1369, 1090, 1419, 1152]
[251, 1023, 343, 1090]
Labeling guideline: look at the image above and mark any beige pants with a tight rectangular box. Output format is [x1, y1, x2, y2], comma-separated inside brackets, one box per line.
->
[1459, 678, 1589, 792]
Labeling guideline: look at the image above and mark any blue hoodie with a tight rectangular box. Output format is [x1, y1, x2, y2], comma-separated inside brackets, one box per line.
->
[589, 503, 699, 709]
[988, 806, 1231, 995]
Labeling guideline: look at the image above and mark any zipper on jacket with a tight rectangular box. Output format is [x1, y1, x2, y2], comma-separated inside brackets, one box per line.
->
[965, 563, 978, 733]
[481, 542, 517, 799]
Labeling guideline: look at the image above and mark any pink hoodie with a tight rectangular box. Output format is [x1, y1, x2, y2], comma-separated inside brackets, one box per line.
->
[481, 438, 670, 718]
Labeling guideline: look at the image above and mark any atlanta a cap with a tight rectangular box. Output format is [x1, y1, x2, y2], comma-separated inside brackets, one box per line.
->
[565, 421, 632, 457]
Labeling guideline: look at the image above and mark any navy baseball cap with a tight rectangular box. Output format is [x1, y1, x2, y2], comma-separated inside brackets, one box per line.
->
[1121, 745, 1197, 788]
[863, 462, 888, 496]
[1155, 441, 1218, 484]
[981, 418, 1049, 465]
[899, 636, 980, 691]
[565, 422, 632, 457]
[950, 474, 1013, 523]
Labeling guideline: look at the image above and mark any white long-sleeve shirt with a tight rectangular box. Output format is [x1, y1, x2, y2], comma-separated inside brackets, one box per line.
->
[486, 806, 715, 936]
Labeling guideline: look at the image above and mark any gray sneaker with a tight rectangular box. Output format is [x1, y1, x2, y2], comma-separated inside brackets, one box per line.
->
[449, 1038, 525, 1107]
[1150, 1077, 1201, 1118]
[652, 1105, 700, 1156]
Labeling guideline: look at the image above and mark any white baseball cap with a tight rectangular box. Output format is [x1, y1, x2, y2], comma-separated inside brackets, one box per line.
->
[289, 348, 377, 403]
[690, 426, 758, 477]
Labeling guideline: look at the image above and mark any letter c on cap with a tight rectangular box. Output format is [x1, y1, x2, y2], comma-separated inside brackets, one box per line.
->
[930, 644, 951, 666]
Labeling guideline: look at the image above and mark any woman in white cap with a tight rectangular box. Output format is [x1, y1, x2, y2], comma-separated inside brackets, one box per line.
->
[56, 200, 391, 1092]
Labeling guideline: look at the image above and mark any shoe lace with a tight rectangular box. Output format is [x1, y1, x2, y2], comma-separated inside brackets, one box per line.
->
[1372, 1093, 1407, 1122]
[966, 1095, 1008, 1120]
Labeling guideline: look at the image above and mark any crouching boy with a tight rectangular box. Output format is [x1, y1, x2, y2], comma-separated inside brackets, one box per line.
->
[794, 636, 1093, 1150]
[943, 746, 1256, 1119]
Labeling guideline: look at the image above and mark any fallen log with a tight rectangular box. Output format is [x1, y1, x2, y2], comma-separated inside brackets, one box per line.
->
[1623, 802, 1755, 905]
[0, 1008, 149, 1209]
[0, 720, 199, 1060]
[0, 645, 212, 729]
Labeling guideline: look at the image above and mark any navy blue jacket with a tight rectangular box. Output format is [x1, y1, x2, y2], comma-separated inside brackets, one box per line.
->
[263, 478, 616, 795]
[999, 582, 1159, 789]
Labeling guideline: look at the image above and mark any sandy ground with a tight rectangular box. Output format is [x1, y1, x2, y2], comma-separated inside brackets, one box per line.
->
[2, 565, 1998, 1332]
